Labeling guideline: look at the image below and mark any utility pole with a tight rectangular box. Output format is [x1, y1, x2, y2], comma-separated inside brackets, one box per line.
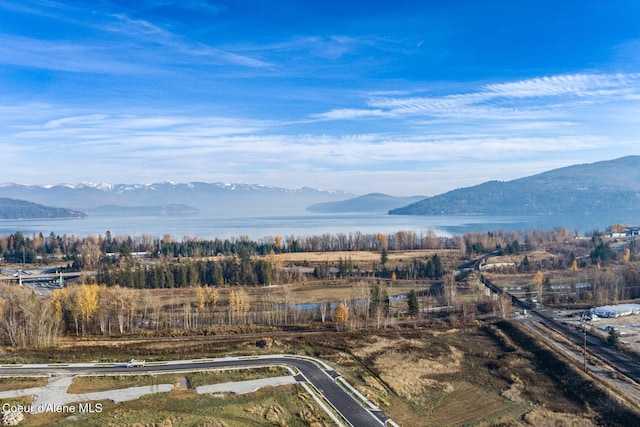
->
[583, 322, 587, 373]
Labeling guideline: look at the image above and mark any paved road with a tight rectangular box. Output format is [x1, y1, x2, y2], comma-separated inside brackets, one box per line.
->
[0, 354, 390, 427]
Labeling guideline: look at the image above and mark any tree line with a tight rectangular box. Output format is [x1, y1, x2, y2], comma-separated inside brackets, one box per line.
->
[97, 255, 277, 288]
[0, 230, 453, 264]
[1, 227, 631, 267]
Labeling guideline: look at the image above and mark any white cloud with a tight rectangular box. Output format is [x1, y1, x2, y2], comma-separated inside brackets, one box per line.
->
[0, 12, 271, 75]
[102, 13, 273, 68]
[322, 72, 640, 122]
[310, 108, 388, 120]
[483, 73, 639, 98]
[2, 69, 639, 195]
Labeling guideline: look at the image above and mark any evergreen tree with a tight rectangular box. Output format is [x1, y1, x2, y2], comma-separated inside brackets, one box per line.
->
[407, 289, 419, 317]
[369, 283, 390, 317]
[380, 248, 388, 267]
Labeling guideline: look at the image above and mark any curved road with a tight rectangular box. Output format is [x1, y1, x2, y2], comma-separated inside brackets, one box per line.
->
[0, 354, 391, 427]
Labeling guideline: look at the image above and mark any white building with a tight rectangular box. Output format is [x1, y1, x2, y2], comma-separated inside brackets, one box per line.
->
[590, 303, 640, 318]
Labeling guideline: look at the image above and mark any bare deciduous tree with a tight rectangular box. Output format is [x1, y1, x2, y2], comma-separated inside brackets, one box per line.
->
[443, 274, 458, 308]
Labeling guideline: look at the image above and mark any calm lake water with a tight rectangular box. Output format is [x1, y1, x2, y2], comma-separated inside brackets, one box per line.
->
[0, 211, 636, 240]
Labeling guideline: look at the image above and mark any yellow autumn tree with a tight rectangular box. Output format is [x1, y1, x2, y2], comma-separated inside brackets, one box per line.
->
[228, 288, 250, 325]
[334, 302, 349, 331]
[74, 284, 100, 335]
[196, 287, 206, 311]
[197, 286, 219, 326]
[50, 289, 65, 333]
[622, 247, 631, 263]
[376, 233, 388, 251]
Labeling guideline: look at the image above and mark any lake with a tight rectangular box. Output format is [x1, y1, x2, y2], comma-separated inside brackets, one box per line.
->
[0, 211, 635, 240]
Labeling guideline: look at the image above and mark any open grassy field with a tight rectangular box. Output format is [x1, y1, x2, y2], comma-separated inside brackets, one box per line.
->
[260, 281, 430, 304]
[269, 249, 455, 263]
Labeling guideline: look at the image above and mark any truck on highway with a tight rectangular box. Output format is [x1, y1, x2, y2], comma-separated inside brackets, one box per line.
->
[126, 359, 146, 368]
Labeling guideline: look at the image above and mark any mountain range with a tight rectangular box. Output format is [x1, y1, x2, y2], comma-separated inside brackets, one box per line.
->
[0, 182, 351, 217]
[389, 156, 640, 215]
[2, 156, 640, 220]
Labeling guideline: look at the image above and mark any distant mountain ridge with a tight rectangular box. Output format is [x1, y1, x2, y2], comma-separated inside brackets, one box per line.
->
[307, 193, 425, 213]
[390, 156, 640, 215]
[0, 182, 352, 216]
[0, 198, 86, 219]
[88, 204, 199, 216]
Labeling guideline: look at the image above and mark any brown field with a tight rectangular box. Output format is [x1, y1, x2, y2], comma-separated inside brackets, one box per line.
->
[269, 249, 454, 263]
[266, 282, 429, 304]
[5, 319, 640, 426]
[285, 321, 639, 426]
[67, 366, 291, 394]
[25, 384, 332, 427]
[484, 250, 558, 265]
[0, 376, 48, 392]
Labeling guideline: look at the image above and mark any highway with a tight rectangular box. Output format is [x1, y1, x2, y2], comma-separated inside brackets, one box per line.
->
[0, 266, 90, 297]
[0, 354, 392, 427]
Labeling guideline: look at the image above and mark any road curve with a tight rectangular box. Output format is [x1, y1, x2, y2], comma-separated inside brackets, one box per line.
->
[0, 354, 391, 427]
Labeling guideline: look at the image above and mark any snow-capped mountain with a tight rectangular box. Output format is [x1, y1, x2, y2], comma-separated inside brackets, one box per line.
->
[0, 182, 351, 216]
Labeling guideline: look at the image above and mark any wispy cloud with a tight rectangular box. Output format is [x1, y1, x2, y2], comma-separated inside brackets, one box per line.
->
[0, 3, 271, 74]
[0, 35, 152, 74]
[310, 108, 389, 120]
[2, 2, 639, 195]
[311, 72, 640, 125]
[0, 103, 636, 195]
[102, 14, 272, 68]
[1, 111, 617, 164]
[362, 73, 640, 119]
[483, 73, 639, 98]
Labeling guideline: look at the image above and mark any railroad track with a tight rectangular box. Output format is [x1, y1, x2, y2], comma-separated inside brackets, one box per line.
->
[479, 273, 640, 407]
[529, 308, 640, 383]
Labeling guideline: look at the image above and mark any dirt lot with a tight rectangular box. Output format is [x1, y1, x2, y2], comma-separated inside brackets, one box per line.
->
[551, 307, 640, 353]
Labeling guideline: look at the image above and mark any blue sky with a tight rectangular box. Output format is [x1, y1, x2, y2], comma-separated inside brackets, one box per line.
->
[1, 0, 639, 196]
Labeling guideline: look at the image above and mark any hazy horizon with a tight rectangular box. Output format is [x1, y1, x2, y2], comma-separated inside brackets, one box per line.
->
[1, 1, 640, 197]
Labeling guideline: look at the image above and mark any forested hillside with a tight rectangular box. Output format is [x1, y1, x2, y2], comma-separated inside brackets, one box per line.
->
[0, 197, 86, 219]
[390, 156, 640, 215]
